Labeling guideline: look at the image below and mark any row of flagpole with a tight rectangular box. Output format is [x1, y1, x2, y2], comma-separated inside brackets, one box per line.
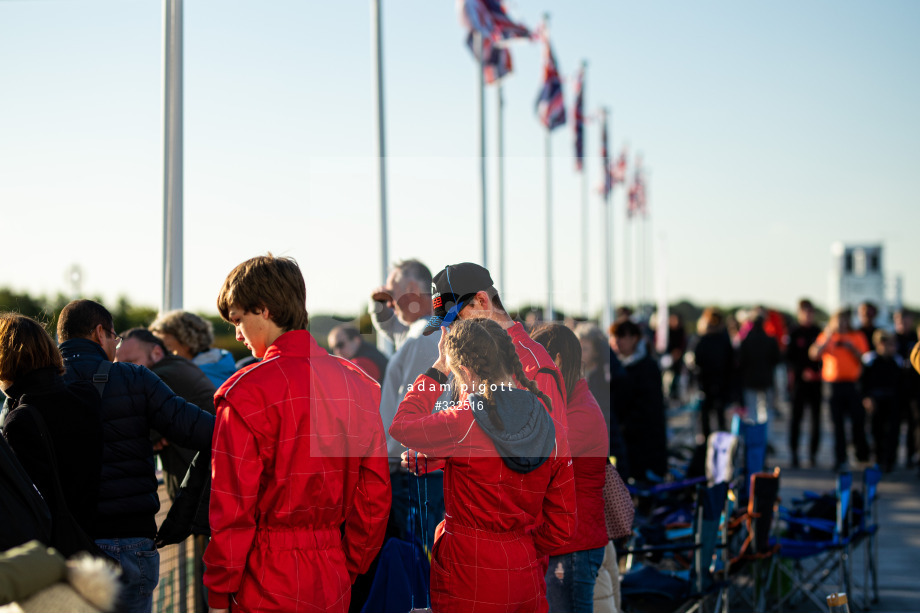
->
[158, 0, 655, 324]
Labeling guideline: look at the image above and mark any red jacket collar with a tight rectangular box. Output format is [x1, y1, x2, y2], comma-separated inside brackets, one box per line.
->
[262, 329, 317, 360]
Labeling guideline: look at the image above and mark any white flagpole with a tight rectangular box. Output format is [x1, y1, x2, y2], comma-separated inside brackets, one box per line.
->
[372, 0, 392, 355]
[543, 14, 553, 323]
[601, 108, 612, 334]
[476, 31, 488, 268]
[162, 0, 183, 312]
[631, 214, 638, 311]
[580, 61, 589, 319]
[497, 82, 505, 292]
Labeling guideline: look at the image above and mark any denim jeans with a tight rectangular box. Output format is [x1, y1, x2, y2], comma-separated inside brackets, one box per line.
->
[545, 546, 606, 613]
[95, 537, 159, 613]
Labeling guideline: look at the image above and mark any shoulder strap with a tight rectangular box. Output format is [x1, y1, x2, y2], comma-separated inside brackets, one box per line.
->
[92, 360, 112, 397]
[536, 366, 565, 400]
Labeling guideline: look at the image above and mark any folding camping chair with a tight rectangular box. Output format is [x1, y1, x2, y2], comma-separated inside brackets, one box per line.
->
[725, 468, 781, 612]
[621, 482, 731, 613]
[852, 464, 881, 609]
[731, 415, 768, 508]
[772, 471, 854, 612]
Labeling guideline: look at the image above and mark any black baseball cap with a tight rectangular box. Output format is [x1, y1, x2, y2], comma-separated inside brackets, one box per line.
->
[422, 263, 494, 336]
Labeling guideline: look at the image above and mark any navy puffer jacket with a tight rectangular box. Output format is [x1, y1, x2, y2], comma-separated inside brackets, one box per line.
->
[60, 338, 215, 539]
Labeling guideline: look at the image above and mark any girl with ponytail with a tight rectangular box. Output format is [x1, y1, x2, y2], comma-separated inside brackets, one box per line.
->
[390, 318, 576, 612]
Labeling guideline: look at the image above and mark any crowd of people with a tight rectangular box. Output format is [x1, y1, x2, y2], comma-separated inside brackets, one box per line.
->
[1, 252, 919, 613]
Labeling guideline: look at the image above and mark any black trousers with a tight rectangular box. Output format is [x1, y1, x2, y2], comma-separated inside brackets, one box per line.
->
[871, 397, 900, 470]
[700, 382, 728, 439]
[789, 379, 823, 461]
[829, 382, 869, 466]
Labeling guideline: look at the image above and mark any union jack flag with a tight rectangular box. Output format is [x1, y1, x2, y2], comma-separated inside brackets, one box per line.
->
[573, 67, 585, 171]
[466, 31, 512, 84]
[535, 40, 566, 131]
[611, 148, 627, 184]
[628, 168, 647, 218]
[459, 0, 530, 83]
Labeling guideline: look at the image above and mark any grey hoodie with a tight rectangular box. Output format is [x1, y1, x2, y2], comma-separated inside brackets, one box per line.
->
[468, 388, 556, 474]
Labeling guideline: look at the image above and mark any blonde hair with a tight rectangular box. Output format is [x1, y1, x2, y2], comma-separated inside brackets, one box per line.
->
[149, 310, 214, 356]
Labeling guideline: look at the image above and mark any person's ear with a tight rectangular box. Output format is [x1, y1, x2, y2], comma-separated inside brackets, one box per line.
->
[151, 344, 165, 363]
[90, 323, 106, 345]
[474, 291, 489, 310]
[553, 352, 563, 371]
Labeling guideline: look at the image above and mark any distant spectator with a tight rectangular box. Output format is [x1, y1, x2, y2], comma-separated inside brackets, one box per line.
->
[861, 330, 904, 472]
[327, 325, 388, 383]
[149, 310, 237, 388]
[0, 313, 104, 557]
[894, 311, 920, 467]
[857, 301, 879, 350]
[810, 308, 870, 470]
[786, 299, 824, 468]
[739, 310, 781, 436]
[693, 307, 735, 438]
[611, 319, 667, 482]
[664, 313, 687, 401]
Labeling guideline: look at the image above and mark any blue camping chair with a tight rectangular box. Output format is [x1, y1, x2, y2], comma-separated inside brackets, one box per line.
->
[772, 471, 854, 612]
[621, 482, 731, 613]
[852, 465, 881, 609]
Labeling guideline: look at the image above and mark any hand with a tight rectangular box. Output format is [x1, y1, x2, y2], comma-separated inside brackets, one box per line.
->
[401, 449, 433, 474]
[371, 285, 394, 305]
[863, 398, 875, 413]
[152, 437, 169, 452]
[209, 608, 229, 613]
[432, 326, 449, 374]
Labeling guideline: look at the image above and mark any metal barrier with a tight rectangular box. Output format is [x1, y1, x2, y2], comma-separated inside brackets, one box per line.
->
[153, 483, 207, 613]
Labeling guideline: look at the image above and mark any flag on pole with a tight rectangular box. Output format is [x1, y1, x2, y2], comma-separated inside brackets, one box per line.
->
[459, 0, 530, 84]
[573, 67, 585, 171]
[611, 148, 627, 184]
[466, 32, 512, 83]
[536, 40, 566, 130]
[627, 167, 647, 218]
[600, 111, 611, 200]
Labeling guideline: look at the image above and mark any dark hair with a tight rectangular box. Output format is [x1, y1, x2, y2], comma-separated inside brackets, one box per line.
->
[0, 312, 64, 383]
[798, 298, 814, 311]
[57, 299, 113, 342]
[445, 318, 552, 428]
[394, 259, 433, 289]
[217, 253, 308, 331]
[485, 286, 506, 313]
[612, 319, 641, 338]
[122, 327, 168, 353]
[529, 323, 581, 400]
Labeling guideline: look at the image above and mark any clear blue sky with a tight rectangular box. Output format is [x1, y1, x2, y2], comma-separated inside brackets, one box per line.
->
[2, 0, 918, 318]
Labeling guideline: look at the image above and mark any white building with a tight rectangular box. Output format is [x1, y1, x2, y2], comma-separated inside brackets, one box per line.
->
[828, 242, 889, 324]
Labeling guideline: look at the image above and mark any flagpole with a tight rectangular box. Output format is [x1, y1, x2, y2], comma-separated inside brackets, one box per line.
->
[162, 0, 183, 312]
[580, 61, 589, 319]
[476, 30, 488, 268]
[543, 14, 553, 323]
[601, 108, 611, 334]
[497, 82, 505, 293]
[372, 0, 393, 355]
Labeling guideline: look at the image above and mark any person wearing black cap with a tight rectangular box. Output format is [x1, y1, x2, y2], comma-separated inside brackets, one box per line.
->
[420, 263, 572, 460]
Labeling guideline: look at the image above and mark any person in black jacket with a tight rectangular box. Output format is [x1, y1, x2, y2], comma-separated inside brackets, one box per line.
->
[786, 299, 824, 468]
[861, 330, 904, 472]
[693, 308, 734, 439]
[56, 300, 215, 613]
[0, 312, 104, 557]
[739, 310, 781, 434]
[611, 319, 667, 482]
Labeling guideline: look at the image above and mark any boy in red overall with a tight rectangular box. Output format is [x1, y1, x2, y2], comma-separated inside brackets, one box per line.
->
[203, 255, 390, 612]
